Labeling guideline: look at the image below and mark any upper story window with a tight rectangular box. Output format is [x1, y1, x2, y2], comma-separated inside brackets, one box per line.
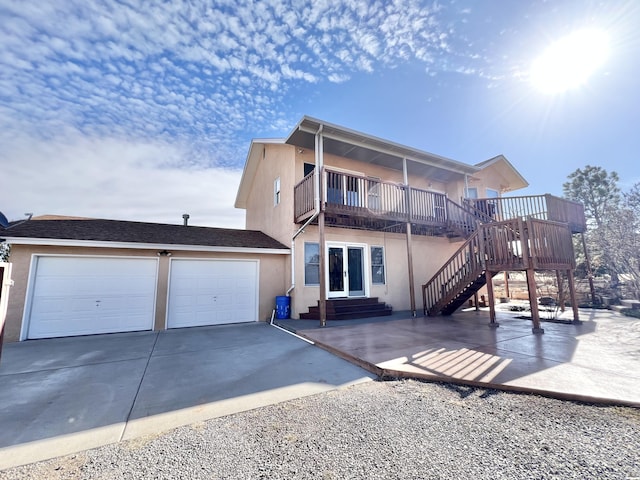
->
[466, 187, 478, 199]
[486, 188, 499, 198]
[304, 163, 315, 177]
[274, 177, 281, 206]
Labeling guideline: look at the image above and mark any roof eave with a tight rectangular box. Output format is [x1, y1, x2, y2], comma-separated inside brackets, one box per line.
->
[2, 237, 290, 254]
[285, 115, 478, 177]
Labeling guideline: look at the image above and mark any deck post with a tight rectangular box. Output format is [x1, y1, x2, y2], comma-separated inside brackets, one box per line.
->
[526, 268, 544, 334]
[567, 269, 581, 324]
[316, 128, 327, 327]
[581, 233, 597, 304]
[503, 271, 510, 299]
[403, 158, 417, 316]
[556, 270, 566, 312]
[485, 270, 498, 327]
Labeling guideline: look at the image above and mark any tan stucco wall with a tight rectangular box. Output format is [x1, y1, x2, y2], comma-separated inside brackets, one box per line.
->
[245, 144, 297, 247]
[290, 225, 462, 317]
[3, 245, 287, 342]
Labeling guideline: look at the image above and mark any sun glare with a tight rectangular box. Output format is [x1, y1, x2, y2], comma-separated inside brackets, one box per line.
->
[530, 28, 609, 94]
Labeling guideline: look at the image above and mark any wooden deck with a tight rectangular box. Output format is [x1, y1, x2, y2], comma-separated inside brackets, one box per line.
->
[294, 169, 587, 236]
[422, 218, 576, 317]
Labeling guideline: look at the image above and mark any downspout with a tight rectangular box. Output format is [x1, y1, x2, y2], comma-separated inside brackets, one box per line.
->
[286, 124, 323, 296]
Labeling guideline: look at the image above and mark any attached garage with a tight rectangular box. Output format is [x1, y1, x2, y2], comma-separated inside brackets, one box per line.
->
[1, 217, 289, 342]
[167, 259, 258, 328]
[27, 256, 157, 339]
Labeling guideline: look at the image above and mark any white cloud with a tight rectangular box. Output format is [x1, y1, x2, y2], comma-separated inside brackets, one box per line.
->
[0, 0, 470, 226]
[1, 131, 245, 228]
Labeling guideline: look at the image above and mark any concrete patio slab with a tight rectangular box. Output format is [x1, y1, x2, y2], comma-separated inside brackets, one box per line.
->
[278, 307, 640, 407]
[0, 323, 374, 470]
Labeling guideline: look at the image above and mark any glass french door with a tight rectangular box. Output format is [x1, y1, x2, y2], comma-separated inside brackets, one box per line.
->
[327, 244, 365, 298]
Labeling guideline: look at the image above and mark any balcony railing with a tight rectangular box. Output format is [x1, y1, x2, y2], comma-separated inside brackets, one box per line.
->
[462, 194, 586, 233]
[293, 170, 587, 236]
[294, 169, 458, 230]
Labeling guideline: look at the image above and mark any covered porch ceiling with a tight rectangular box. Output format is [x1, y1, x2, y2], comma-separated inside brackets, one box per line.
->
[285, 116, 478, 183]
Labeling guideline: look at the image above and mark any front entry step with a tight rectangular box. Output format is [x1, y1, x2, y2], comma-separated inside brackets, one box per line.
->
[299, 297, 392, 320]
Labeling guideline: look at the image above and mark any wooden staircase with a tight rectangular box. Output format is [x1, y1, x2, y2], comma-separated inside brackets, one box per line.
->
[300, 297, 392, 320]
[422, 228, 490, 316]
[423, 215, 577, 317]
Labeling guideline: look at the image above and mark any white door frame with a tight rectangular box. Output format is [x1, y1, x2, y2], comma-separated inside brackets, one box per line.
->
[325, 242, 368, 299]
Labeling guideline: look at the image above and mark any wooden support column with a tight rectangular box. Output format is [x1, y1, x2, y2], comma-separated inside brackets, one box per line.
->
[318, 210, 327, 327]
[556, 270, 566, 312]
[567, 269, 582, 324]
[406, 223, 417, 316]
[581, 233, 596, 304]
[316, 127, 327, 328]
[486, 270, 499, 327]
[503, 271, 510, 299]
[403, 158, 416, 316]
[526, 268, 544, 334]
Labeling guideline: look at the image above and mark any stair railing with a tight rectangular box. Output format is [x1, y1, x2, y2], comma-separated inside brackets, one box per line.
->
[444, 198, 487, 237]
[422, 228, 486, 315]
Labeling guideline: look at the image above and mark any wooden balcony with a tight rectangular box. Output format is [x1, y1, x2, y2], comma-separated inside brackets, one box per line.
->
[294, 169, 587, 238]
[294, 169, 478, 237]
[463, 194, 586, 233]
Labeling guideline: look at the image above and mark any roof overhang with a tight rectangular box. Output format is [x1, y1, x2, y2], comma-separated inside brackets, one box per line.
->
[2, 237, 290, 255]
[474, 155, 529, 192]
[285, 116, 479, 182]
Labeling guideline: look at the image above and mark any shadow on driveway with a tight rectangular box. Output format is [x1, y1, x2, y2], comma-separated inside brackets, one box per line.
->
[0, 323, 374, 469]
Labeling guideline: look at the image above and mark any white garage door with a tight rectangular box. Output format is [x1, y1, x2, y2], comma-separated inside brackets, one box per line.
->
[167, 259, 258, 328]
[28, 256, 157, 339]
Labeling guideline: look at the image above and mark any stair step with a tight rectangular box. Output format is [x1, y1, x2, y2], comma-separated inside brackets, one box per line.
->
[300, 298, 392, 320]
[300, 306, 393, 321]
[315, 297, 382, 307]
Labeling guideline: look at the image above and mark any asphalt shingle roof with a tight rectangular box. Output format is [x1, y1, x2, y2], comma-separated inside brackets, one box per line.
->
[0, 219, 288, 250]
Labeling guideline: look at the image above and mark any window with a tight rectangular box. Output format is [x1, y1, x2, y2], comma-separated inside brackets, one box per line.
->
[466, 187, 478, 199]
[304, 163, 315, 177]
[370, 246, 385, 285]
[304, 243, 320, 285]
[486, 188, 499, 198]
[274, 177, 281, 206]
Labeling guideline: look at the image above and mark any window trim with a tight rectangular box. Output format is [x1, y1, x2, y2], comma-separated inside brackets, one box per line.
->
[274, 177, 281, 206]
[370, 245, 386, 285]
[304, 242, 320, 286]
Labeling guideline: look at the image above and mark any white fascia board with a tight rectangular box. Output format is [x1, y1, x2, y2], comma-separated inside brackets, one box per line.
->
[3, 237, 290, 255]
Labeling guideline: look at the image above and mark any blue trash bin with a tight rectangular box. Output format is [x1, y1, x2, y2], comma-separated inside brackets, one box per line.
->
[275, 295, 291, 319]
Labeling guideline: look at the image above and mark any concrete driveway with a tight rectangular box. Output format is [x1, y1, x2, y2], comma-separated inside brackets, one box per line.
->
[0, 323, 375, 470]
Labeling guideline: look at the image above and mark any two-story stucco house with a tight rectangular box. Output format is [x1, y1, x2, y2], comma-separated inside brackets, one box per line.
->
[235, 116, 553, 323]
[1, 116, 586, 342]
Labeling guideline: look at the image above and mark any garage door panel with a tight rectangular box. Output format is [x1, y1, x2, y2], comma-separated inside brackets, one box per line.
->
[28, 257, 157, 339]
[167, 259, 258, 328]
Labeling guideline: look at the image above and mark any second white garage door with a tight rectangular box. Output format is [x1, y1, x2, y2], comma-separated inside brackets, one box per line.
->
[167, 259, 258, 328]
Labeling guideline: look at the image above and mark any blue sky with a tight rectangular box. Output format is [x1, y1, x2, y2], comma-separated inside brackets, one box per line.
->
[2, 0, 638, 228]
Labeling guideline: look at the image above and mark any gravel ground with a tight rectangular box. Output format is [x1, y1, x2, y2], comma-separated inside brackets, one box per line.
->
[2, 380, 639, 480]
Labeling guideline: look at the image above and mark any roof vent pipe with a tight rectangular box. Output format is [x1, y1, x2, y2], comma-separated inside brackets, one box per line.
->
[182, 214, 190, 226]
